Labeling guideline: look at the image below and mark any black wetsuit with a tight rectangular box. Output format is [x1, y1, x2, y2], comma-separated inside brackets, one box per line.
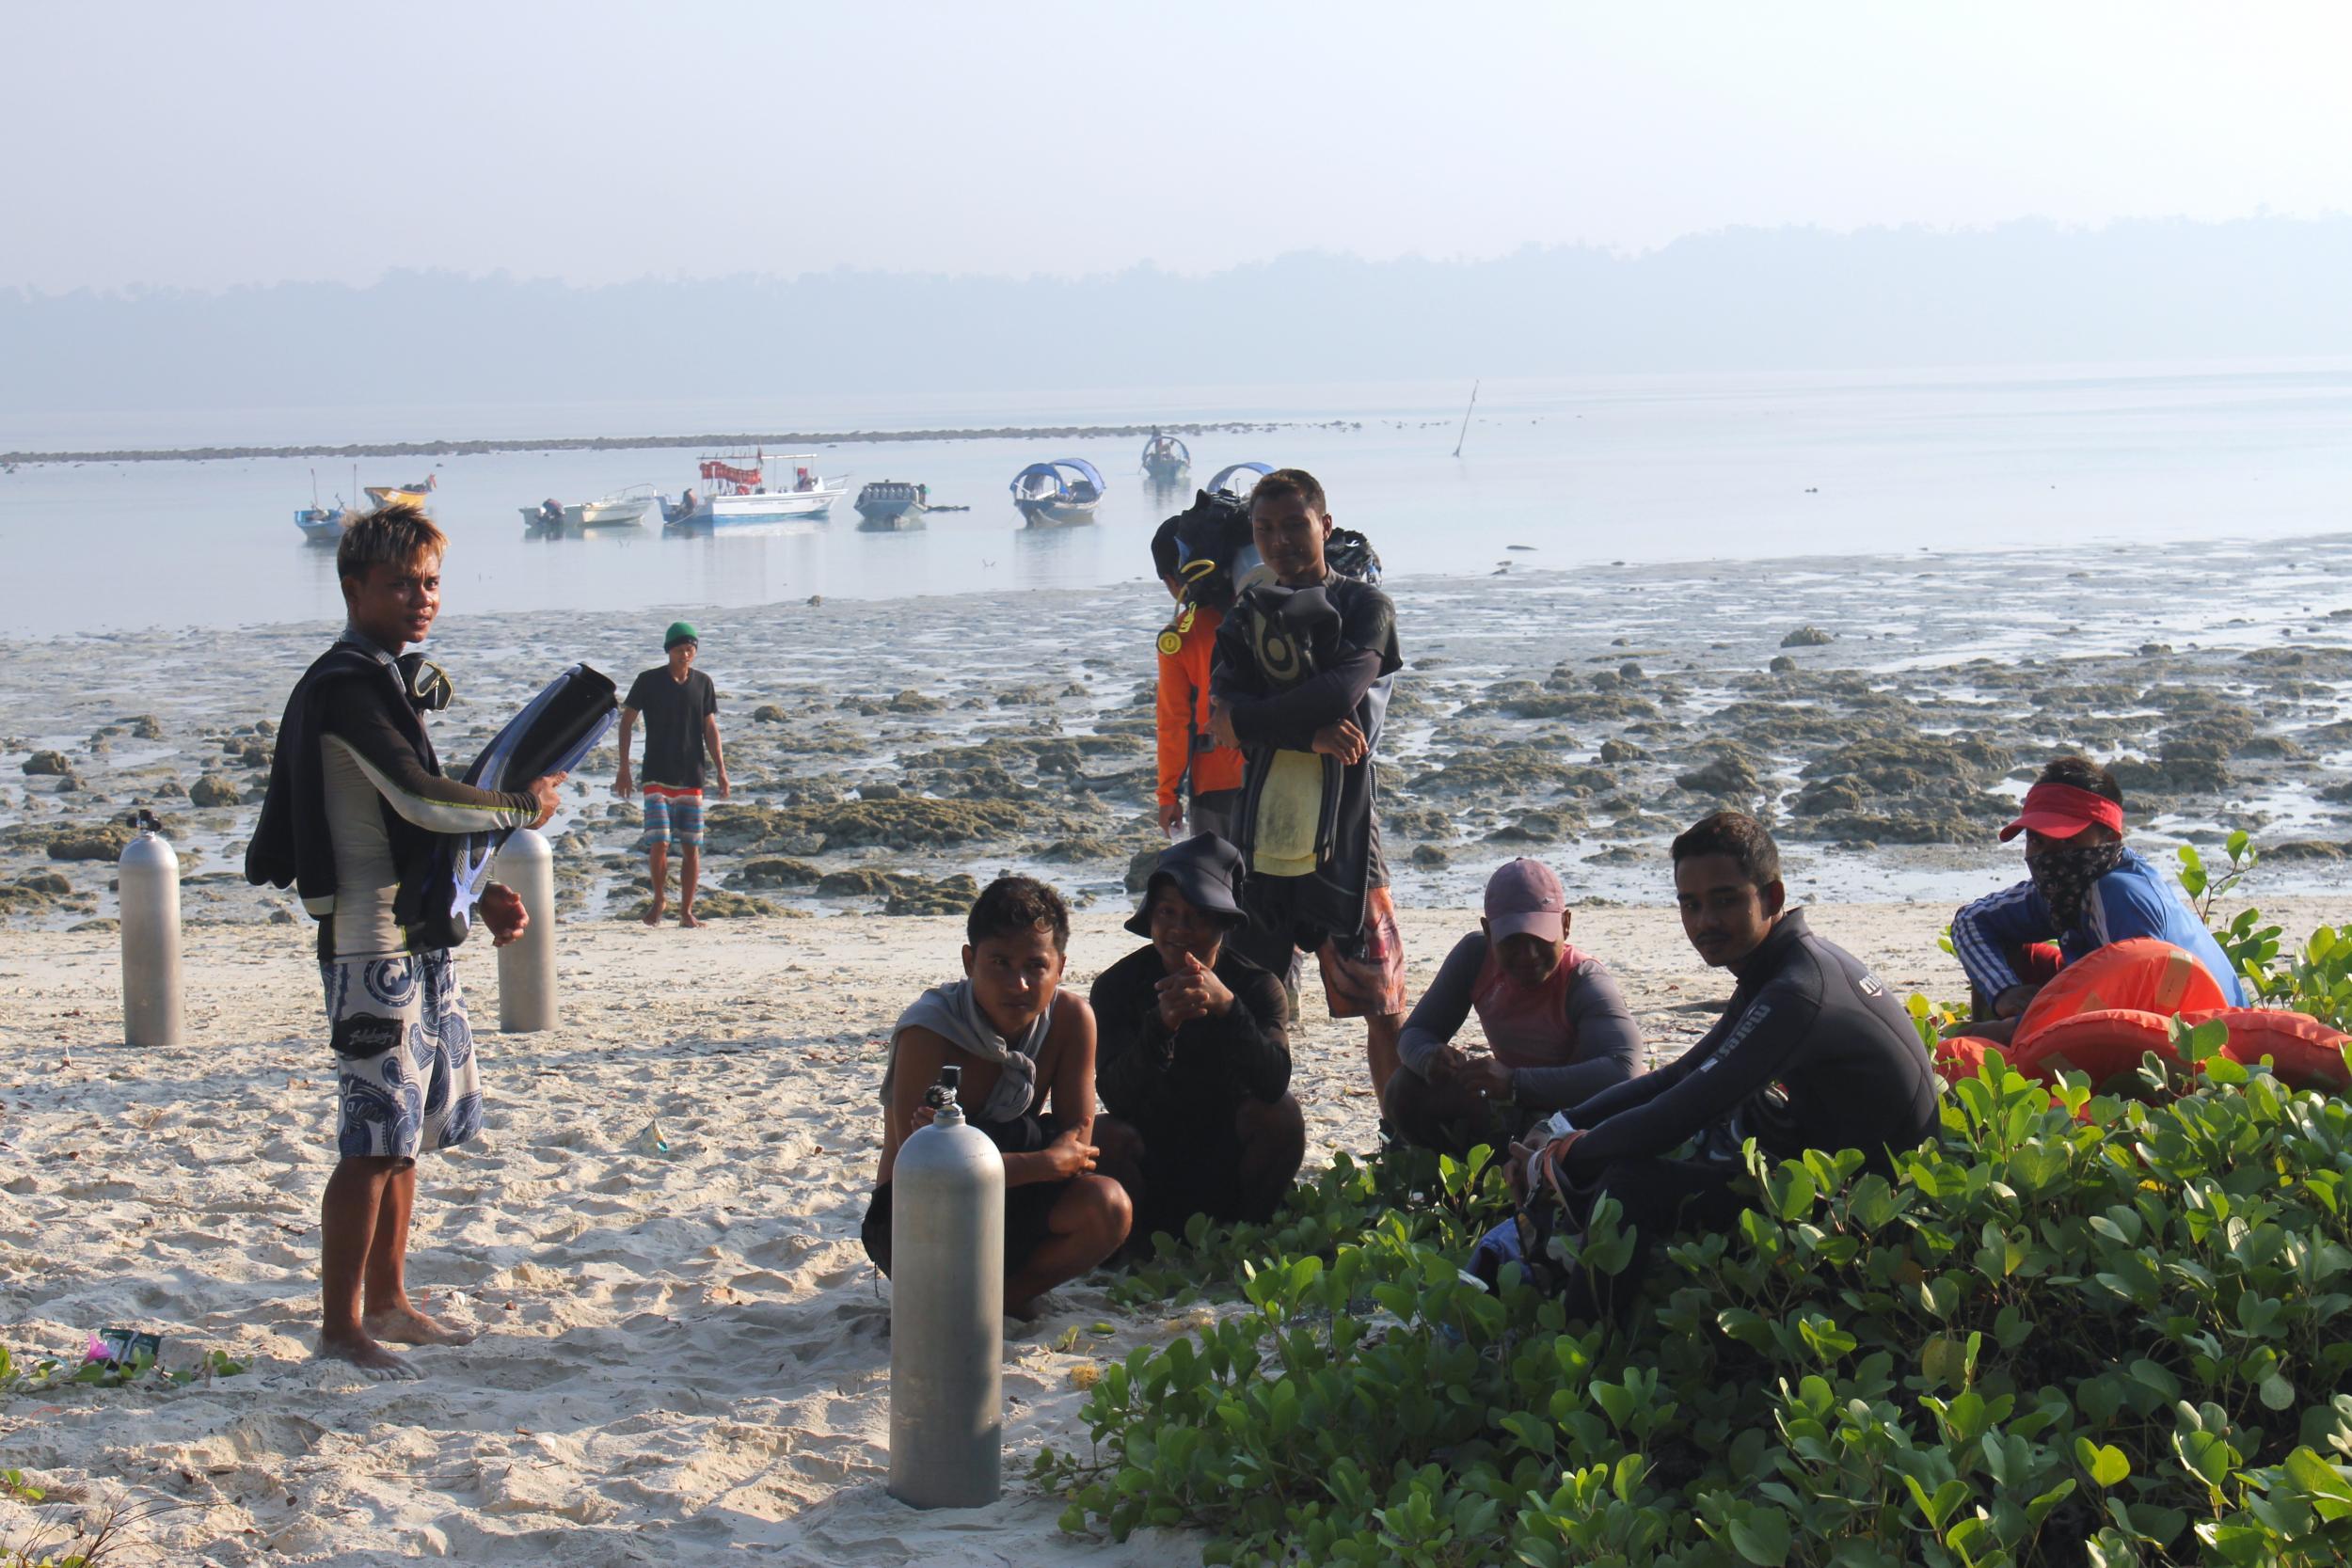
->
[1549, 910, 1939, 1320]
[1209, 574, 1402, 947]
[1090, 945, 1292, 1237]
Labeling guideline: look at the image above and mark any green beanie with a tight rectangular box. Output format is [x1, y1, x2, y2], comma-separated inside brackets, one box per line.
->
[663, 621, 699, 650]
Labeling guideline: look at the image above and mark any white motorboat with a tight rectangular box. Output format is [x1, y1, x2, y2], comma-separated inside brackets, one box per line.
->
[520, 486, 658, 532]
[660, 451, 848, 527]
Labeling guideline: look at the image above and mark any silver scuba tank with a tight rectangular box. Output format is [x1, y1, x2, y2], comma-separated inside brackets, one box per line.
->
[118, 810, 183, 1048]
[493, 827, 557, 1033]
[887, 1065, 1007, 1508]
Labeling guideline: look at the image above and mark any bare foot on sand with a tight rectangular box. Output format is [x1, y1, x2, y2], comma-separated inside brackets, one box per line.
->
[643, 901, 666, 927]
[364, 1303, 480, 1347]
[678, 910, 701, 928]
[317, 1326, 421, 1380]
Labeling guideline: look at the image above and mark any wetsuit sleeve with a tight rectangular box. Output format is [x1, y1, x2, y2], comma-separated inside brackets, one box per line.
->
[322, 688, 538, 834]
[1950, 879, 2056, 999]
[1227, 643, 1387, 749]
[1560, 1006, 1733, 1124]
[1153, 637, 1194, 809]
[1397, 933, 1486, 1078]
[1561, 977, 1822, 1177]
[1090, 958, 1168, 1120]
[1189, 965, 1292, 1103]
[1509, 959, 1642, 1109]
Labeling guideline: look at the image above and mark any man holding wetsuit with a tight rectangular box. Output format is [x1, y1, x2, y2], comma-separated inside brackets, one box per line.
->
[246, 502, 562, 1375]
[1206, 468, 1408, 1100]
[1517, 811, 1939, 1323]
[1950, 754, 2246, 1037]
[613, 622, 729, 928]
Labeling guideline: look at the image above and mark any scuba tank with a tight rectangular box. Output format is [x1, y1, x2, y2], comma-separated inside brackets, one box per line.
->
[493, 827, 557, 1033]
[887, 1065, 1006, 1508]
[118, 809, 183, 1048]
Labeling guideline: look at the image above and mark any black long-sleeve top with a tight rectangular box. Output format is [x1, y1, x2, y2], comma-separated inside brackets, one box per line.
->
[1559, 910, 1939, 1179]
[1090, 944, 1292, 1134]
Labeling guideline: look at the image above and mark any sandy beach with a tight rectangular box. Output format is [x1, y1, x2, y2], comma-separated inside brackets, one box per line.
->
[18, 894, 2280, 1565]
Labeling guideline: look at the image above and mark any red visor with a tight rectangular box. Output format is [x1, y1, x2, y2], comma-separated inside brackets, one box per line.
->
[1998, 781, 2124, 843]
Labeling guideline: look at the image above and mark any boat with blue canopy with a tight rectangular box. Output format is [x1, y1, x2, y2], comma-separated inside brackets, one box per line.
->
[1141, 431, 1190, 485]
[1207, 461, 1273, 500]
[1009, 458, 1105, 527]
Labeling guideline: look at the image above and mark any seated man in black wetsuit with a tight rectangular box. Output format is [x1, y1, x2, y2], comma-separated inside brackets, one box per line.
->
[863, 876, 1133, 1316]
[1514, 811, 1940, 1323]
[1090, 834, 1305, 1245]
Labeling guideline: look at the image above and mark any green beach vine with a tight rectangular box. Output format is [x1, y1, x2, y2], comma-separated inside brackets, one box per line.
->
[1041, 873, 2352, 1565]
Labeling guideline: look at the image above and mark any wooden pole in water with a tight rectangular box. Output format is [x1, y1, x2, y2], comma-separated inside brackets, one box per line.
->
[1452, 380, 1480, 457]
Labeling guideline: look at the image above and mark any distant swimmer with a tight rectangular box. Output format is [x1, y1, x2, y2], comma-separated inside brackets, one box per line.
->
[612, 622, 729, 928]
[246, 501, 563, 1377]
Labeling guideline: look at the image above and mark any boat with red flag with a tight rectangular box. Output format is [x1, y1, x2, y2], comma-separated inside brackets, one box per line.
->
[659, 451, 847, 527]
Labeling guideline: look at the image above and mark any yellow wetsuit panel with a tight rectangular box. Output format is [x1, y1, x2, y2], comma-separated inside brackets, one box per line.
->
[1252, 749, 1325, 879]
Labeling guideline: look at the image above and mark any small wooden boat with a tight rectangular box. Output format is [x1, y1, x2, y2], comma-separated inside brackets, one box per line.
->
[854, 480, 930, 531]
[1010, 458, 1104, 528]
[294, 504, 357, 544]
[520, 486, 657, 534]
[294, 468, 358, 544]
[1141, 431, 1190, 485]
[364, 474, 437, 508]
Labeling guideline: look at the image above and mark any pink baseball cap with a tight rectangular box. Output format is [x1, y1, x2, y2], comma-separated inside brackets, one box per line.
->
[1485, 858, 1566, 942]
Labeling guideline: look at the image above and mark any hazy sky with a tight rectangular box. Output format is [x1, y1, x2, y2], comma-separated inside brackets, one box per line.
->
[8, 0, 2351, 292]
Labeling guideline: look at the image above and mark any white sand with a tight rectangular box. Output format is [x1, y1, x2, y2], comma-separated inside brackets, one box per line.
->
[4, 898, 2312, 1564]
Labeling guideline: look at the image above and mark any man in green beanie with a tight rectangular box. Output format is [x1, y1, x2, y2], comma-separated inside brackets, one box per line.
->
[613, 621, 728, 927]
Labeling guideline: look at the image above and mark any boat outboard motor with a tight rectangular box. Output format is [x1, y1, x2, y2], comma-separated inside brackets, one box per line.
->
[888, 1065, 1006, 1509]
[119, 808, 183, 1048]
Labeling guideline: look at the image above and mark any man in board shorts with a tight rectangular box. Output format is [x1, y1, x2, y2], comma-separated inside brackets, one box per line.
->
[246, 501, 562, 1375]
[613, 621, 730, 927]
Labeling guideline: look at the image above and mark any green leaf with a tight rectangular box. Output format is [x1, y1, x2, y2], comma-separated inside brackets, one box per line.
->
[2075, 1437, 2131, 1488]
[2284, 1447, 2352, 1520]
[1728, 1509, 1791, 1566]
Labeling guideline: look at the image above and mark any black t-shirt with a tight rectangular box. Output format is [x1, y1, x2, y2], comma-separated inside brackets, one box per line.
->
[625, 667, 718, 789]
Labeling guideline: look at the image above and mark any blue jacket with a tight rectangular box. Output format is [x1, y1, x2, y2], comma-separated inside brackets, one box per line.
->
[1950, 847, 2247, 1007]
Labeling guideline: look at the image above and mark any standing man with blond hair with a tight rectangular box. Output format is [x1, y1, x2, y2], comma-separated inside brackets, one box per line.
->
[614, 621, 729, 927]
[246, 501, 563, 1375]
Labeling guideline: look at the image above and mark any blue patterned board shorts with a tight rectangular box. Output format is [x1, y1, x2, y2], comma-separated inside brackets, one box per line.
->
[320, 950, 484, 1163]
[639, 785, 705, 849]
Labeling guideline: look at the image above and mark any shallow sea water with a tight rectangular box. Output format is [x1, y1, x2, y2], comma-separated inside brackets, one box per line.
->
[4, 359, 2349, 637]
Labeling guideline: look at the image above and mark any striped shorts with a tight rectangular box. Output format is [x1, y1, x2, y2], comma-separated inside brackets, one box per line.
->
[639, 784, 705, 848]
